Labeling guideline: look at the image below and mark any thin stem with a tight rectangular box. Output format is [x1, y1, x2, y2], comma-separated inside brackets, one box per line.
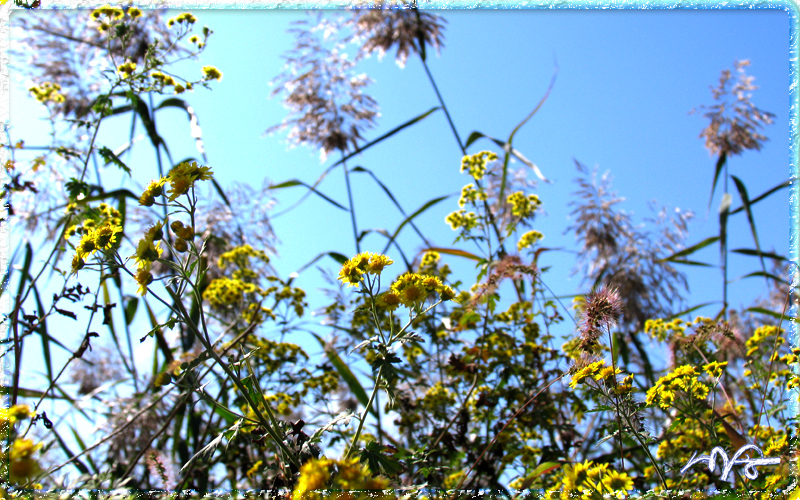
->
[341, 154, 360, 254]
[606, 327, 626, 472]
[345, 364, 384, 460]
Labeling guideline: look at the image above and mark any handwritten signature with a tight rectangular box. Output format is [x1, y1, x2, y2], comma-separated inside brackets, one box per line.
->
[680, 445, 781, 481]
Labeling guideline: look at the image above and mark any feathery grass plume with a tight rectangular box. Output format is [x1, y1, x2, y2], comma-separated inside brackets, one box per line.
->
[13, 10, 185, 119]
[347, 1, 446, 67]
[267, 13, 379, 160]
[578, 286, 623, 355]
[469, 255, 537, 307]
[694, 59, 775, 157]
[567, 160, 691, 334]
[145, 448, 175, 490]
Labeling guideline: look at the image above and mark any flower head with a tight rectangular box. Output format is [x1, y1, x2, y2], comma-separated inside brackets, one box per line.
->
[202, 66, 223, 82]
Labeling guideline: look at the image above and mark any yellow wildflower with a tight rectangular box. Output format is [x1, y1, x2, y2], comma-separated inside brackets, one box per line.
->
[202, 66, 223, 81]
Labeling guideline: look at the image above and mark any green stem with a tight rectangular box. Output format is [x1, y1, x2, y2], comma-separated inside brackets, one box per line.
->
[168, 289, 300, 469]
[345, 364, 384, 460]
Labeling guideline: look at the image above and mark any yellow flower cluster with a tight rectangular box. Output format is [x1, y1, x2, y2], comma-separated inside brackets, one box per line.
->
[460, 151, 498, 181]
[0, 405, 34, 438]
[507, 191, 541, 219]
[131, 221, 164, 296]
[117, 61, 137, 79]
[644, 317, 688, 342]
[202, 66, 223, 82]
[167, 12, 197, 28]
[69, 203, 124, 274]
[1, 438, 43, 485]
[28, 82, 65, 104]
[419, 250, 440, 270]
[203, 278, 254, 308]
[219, 244, 270, 269]
[445, 209, 478, 231]
[292, 457, 391, 500]
[545, 460, 634, 499]
[0, 405, 43, 486]
[701, 360, 728, 379]
[378, 272, 457, 310]
[90, 4, 124, 22]
[422, 381, 456, 412]
[645, 365, 710, 409]
[139, 162, 213, 207]
[745, 325, 785, 357]
[517, 230, 544, 251]
[569, 359, 606, 388]
[338, 252, 394, 288]
[458, 183, 487, 207]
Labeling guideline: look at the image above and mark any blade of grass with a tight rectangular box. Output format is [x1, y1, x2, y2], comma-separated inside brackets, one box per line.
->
[730, 179, 789, 215]
[658, 236, 720, 262]
[330, 107, 442, 168]
[311, 333, 376, 418]
[380, 195, 451, 255]
[731, 175, 768, 285]
[268, 179, 348, 211]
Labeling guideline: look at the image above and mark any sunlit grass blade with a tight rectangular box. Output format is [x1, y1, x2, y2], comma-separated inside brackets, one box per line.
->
[497, 64, 558, 200]
[730, 179, 790, 214]
[744, 306, 798, 322]
[422, 247, 481, 262]
[729, 271, 791, 286]
[658, 236, 719, 263]
[68, 423, 98, 474]
[666, 302, 720, 320]
[330, 107, 442, 168]
[51, 426, 91, 475]
[351, 166, 432, 247]
[268, 179, 348, 211]
[730, 248, 790, 262]
[311, 333, 376, 417]
[731, 175, 768, 285]
[707, 151, 727, 211]
[380, 195, 451, 255]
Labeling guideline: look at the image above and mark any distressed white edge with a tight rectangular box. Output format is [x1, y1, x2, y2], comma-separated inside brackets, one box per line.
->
[0, 0, 797, 492]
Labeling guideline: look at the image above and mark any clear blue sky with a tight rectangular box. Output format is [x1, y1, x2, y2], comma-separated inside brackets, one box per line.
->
[7, 5, 794, 479]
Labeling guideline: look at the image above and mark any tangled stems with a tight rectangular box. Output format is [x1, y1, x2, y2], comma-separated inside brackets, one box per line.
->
[166, 287, 301, 470]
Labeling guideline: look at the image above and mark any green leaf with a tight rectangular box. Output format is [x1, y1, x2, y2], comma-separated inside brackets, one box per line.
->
[268, 180, 347, 211]
[659, 236, 719, 262]
[124, 296, 138, 326]
[311, 333, 376, 417]
[330, 107, 442, 168]
[0, 387, 68, 400]
[463, 132, 549, 183]
[97, 146, 132, 175]
[497, 65, 558, 199]
[731, 175, 768, 282]
[69, 424, 98, 473]
[730, 179, 790, 215]
[667, 259, 714, 267]
[730, 249, 790, 262]
[729, 271, 791, 286]
[381, 195, 451, 255]
[359, 440, 405, 477]
[666, 302, 720, 320]
[291, 251, 349, 277]
[351, 166, 431, 246]
[708, 151, 727, 211]
[744, 307, 798, 323]
[51, 426, 90, 475]
[422, 246, 482, 262]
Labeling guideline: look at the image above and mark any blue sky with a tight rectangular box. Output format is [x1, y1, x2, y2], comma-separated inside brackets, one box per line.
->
[6, 5, 795, 480]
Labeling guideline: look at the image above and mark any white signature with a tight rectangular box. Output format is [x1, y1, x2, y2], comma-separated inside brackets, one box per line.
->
[680, 445, 781, 481]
